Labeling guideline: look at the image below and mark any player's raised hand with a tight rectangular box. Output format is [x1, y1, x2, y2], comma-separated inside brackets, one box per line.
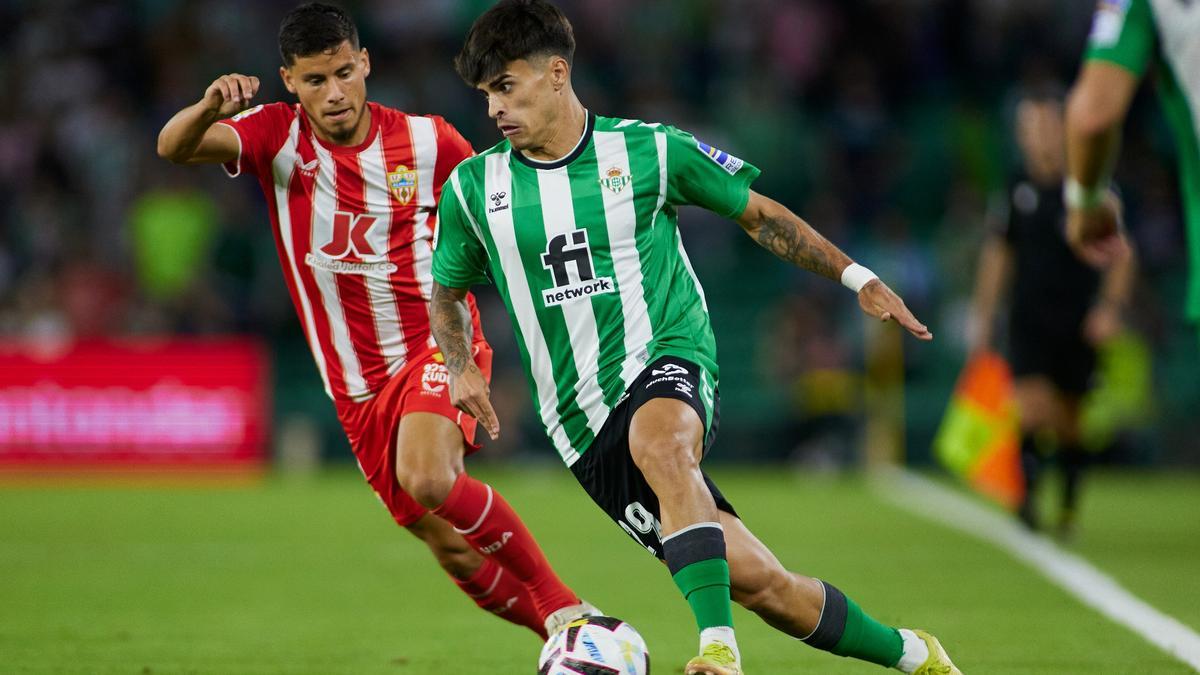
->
[449, 362, 500, 440]
[858, 279, 933, 341]
[203, 73, 261, 118]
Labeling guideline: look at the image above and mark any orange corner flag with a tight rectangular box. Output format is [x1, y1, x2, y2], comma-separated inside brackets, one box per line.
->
[934, 352, 1024, 510]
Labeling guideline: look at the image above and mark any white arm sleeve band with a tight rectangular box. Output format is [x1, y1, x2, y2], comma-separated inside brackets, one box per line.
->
[841, 263, 879, 293]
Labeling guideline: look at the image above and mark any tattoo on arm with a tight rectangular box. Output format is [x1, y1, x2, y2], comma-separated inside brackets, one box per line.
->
[753, 213, 844, 280]
[430, 282, 475, 376]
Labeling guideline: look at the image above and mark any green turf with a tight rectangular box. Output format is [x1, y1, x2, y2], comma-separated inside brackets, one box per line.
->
[0, 467, 1196, 674]
[1029, 471, 1200, 632]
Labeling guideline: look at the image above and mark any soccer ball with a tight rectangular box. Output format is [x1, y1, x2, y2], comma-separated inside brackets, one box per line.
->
[537, 616, 650, 675]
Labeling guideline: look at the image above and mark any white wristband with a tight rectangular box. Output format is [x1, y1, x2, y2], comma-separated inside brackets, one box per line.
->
[1063, 177, 1107, 210]
[841, 263, 878, 293]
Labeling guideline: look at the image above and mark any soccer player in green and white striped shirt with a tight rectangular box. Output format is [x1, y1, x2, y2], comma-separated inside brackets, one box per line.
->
[429, 2, 959, 674]
[1066, 0, 1200, 330]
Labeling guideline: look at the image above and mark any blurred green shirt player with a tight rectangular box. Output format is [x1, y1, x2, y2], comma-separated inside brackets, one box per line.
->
[430, 2, 957, 675]
[1066, 0, 1200, 323]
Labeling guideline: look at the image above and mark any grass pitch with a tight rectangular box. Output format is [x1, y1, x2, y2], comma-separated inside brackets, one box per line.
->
[1, 467, 1197, 674]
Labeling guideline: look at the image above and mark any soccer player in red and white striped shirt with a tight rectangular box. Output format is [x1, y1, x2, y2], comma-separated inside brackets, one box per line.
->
[157, 2, 592, 639]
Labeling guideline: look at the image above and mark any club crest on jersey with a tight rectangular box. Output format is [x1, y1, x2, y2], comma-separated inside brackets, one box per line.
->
[599, 166, 632, 194]
[696, 139, 744, 176]
[388, 164, 418, 205]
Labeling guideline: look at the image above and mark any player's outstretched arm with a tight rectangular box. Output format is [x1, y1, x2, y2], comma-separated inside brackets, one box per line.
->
[1064, 62, 1139, 267]
[736, 190, 850, 280]
[736, 190, 932, 341]
[430, 282, 500, 439]
[156, 73, 260, 165]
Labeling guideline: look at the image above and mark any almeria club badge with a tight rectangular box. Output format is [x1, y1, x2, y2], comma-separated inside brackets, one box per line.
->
[388, 164, 418, 205]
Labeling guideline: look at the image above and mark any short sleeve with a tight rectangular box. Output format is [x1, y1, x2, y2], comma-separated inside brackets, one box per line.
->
[1084, 0, 1156, 78]
[433, 116, 475, 183]
[664, 126, 761, 218]
[216, 102, 293, 179]
[432, 169, 490, 289]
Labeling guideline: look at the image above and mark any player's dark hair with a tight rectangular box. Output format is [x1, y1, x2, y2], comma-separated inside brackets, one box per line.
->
[278, 2, 359, 66]
[455, 0, 576, 86]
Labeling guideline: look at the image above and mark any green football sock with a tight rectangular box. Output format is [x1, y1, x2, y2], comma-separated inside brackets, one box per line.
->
[803, 581, 903, 667]
[672, 558, 734, 630]
[831, 593, 903, 667]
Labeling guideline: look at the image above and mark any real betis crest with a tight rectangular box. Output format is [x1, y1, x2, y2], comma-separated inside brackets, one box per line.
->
[388, 164, 418, 205]
[599, 166, 632, 194]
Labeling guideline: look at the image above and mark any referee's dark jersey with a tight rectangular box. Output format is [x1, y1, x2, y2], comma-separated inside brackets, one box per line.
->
[995, 173, 1101, 392]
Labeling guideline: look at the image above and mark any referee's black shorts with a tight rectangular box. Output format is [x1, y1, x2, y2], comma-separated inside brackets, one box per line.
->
[1009, 325, 1096, 396]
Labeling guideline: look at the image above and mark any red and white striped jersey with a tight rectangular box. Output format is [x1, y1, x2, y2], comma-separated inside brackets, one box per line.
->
[220, 101, 484, 402]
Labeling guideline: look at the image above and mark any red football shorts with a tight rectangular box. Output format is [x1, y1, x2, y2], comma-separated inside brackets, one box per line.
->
[335, 342, 493, 527]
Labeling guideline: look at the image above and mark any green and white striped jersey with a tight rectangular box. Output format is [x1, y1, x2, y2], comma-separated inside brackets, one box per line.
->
[432, 113, 760, 465]
[1086, 0, 1200, 320]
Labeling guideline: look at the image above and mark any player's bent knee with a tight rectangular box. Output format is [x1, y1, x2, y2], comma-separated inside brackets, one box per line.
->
[393, 412, 469, 508]
[396, 464, 459, 509]
[629, 398, 705, 482]
[629, 438, 699, 485]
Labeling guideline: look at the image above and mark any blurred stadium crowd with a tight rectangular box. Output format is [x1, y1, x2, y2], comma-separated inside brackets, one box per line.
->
[1, 0, 1196, 463]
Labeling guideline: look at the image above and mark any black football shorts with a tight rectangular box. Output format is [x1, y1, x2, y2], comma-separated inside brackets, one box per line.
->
[568, 355, 737, 559]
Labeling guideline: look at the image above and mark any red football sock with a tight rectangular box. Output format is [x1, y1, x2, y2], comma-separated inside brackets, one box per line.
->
[452, 557, 547, 639]
[434, 474, 578, 621]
